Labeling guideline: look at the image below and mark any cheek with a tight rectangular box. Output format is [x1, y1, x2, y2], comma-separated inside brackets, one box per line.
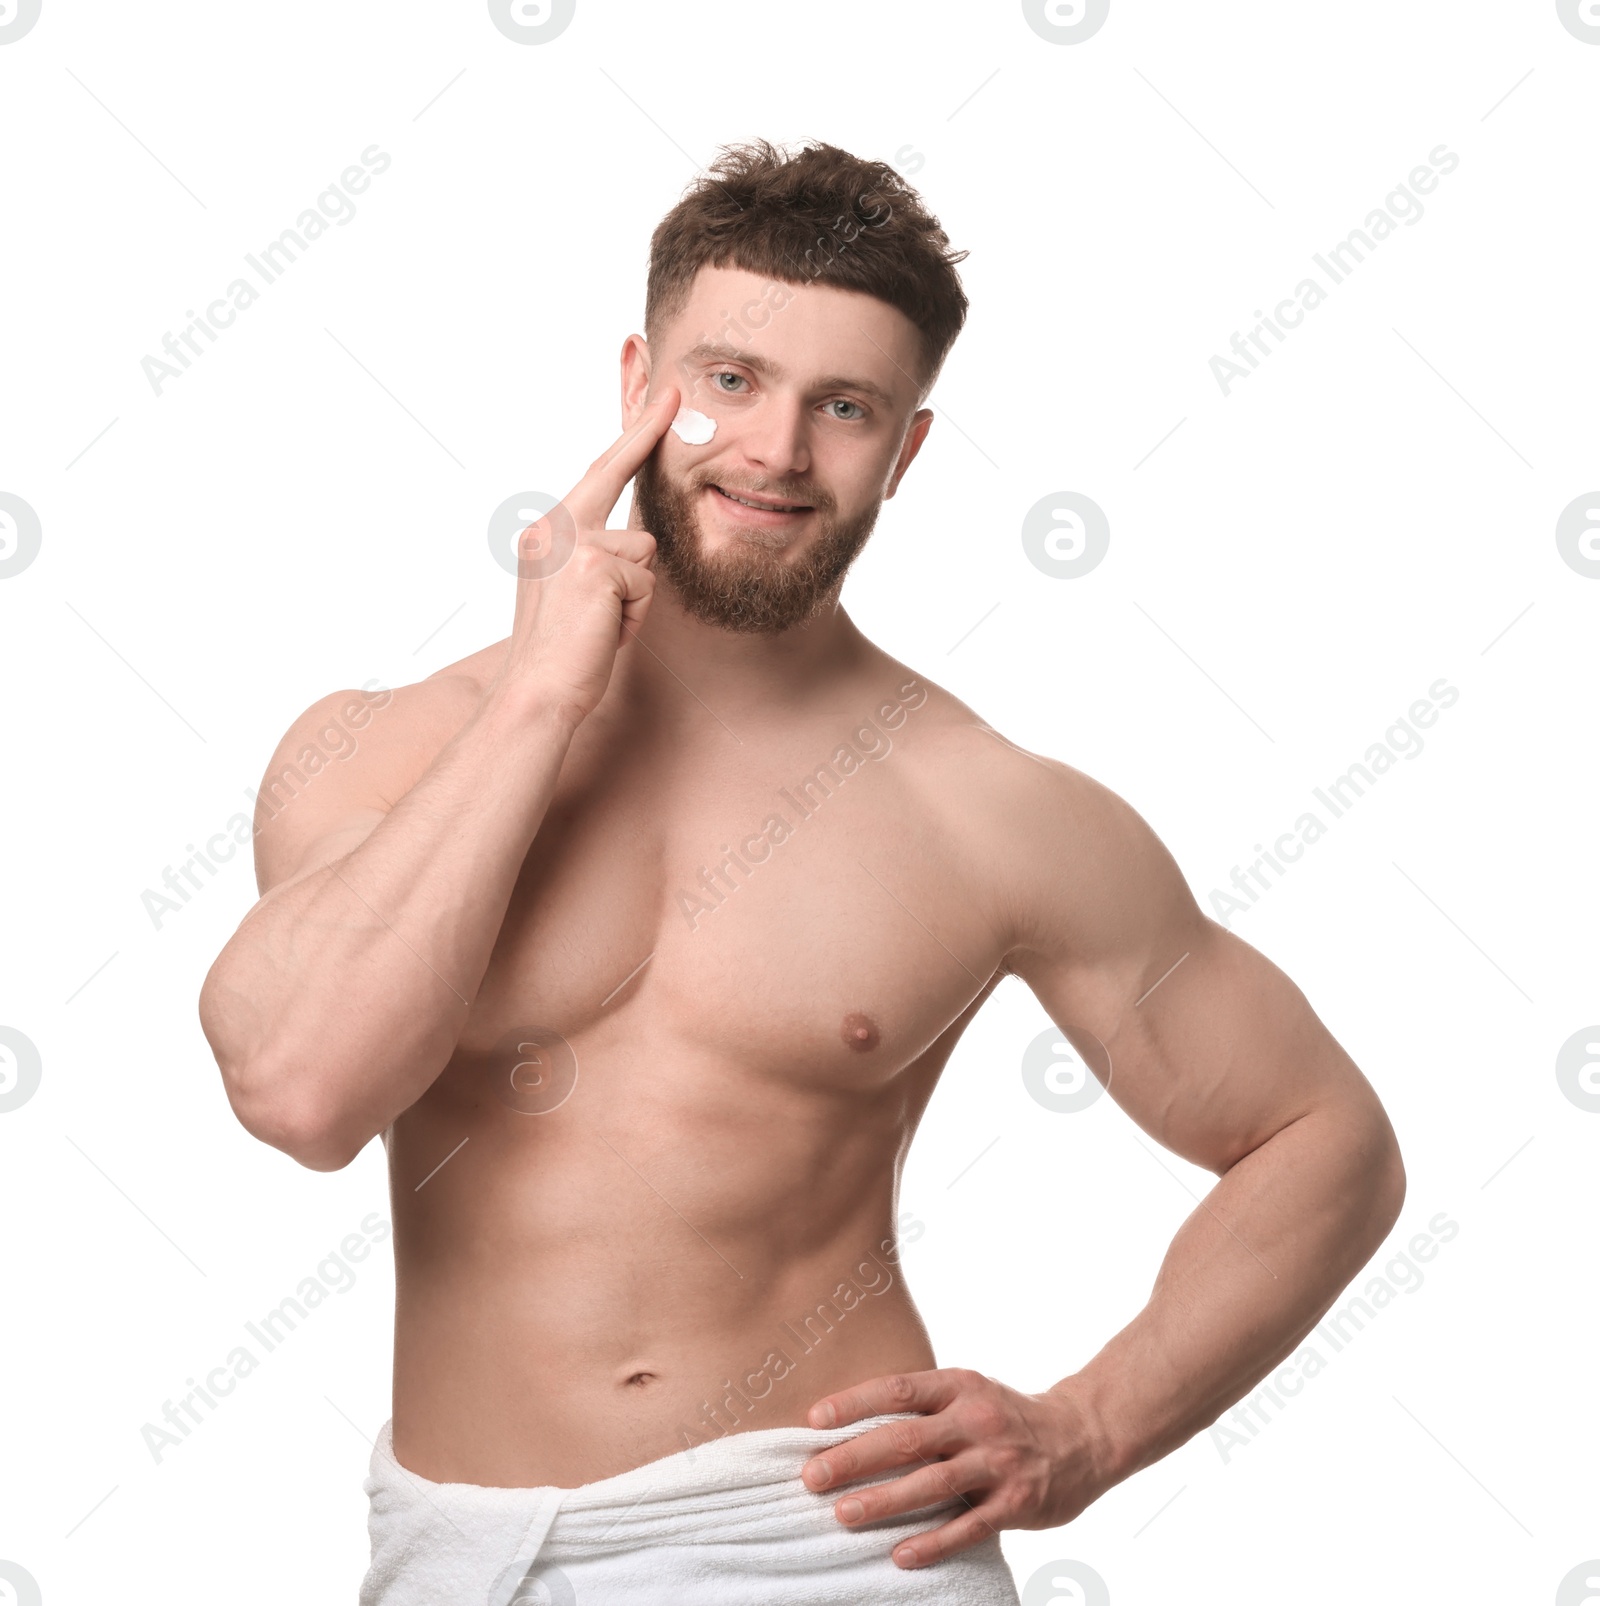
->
[832, 447, 893, 505]
[669, 405, 717, 446]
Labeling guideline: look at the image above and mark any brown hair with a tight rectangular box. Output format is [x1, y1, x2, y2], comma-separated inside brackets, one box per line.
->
[644, 139, 969, 403]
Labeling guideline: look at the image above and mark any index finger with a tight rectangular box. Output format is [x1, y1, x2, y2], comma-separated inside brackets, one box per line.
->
[807, 1369, 954, 1430]
[561, 383, 681, 529]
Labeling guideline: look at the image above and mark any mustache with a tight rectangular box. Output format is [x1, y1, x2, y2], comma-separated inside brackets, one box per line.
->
[687, 468, 831, 513]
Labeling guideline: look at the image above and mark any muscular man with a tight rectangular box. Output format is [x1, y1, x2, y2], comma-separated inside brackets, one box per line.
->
[200, 140, 1405, 1604]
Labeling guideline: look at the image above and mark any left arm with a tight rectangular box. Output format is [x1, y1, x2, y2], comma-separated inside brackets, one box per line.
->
[802, 744, 1406, 1568]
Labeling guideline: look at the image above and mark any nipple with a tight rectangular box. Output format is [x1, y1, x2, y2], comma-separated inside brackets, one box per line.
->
[841, 1012, 881, 1052]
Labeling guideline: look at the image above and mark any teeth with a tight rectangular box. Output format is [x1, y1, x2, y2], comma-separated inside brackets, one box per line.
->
[717, 487, 801, 512]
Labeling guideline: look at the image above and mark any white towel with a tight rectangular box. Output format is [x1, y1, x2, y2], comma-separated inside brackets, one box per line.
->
[360, 1410, 1021, 1604]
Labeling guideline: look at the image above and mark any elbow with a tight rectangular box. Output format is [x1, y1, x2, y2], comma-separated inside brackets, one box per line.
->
[1381, 1145, 1407, 1231]
[254, 1091, 367, 1172]
[201, 987, 366, 1171]
[222, 1057, 366, 1173]
[1366, 1112, 1407, 1238]
[267, 1110, 366, 1173]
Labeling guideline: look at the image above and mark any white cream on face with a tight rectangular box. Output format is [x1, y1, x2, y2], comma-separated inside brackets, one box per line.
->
[670, 405, 717, 446]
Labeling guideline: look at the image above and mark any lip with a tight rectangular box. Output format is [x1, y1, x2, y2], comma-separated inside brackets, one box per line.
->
[704, 483, 814, 525]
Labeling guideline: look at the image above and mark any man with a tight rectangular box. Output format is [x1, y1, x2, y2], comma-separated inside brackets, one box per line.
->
[199, 139, 1406, 1604]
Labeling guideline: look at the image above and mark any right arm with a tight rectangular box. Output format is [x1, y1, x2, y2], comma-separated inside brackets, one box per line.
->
[197, 387, 680, 1170]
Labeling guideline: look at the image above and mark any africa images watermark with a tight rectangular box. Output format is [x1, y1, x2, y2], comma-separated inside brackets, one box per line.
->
[140, 1212, 391, 1464]
[1210, 1209, 1459, 1465]
[141, 679, 393, 929]
[140, 144, 392, 397]
[1207, 676, 1459, 925]
[668, 169, 908, 414]
[487, 172, 913, 579]
[1209, 144, 1460, 397]
[674, 1210, 928, 1457]
[674, 677, 929, 930]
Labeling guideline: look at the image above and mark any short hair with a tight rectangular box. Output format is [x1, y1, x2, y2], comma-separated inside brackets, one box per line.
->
[645, 138, 969, 404]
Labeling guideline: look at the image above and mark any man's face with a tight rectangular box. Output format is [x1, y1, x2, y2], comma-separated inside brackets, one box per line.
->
[628, 265, 933, 634]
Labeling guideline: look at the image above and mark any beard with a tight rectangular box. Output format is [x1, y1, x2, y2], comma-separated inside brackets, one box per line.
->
[631, 450, 881, 634]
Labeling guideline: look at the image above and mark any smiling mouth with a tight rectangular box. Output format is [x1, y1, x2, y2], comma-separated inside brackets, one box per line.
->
[708, 483, 813, 514]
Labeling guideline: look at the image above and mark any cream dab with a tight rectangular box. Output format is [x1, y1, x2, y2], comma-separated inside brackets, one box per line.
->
[670, 406, 716, 445]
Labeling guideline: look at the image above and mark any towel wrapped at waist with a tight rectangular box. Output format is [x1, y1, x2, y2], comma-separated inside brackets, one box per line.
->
[360, 1409, 1021, 1605]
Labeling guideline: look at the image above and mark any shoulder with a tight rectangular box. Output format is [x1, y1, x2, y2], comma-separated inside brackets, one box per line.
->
[860, 656, 1097, 824]
[250, 641, 506, 889]
[872, 660, 1200, 965]
[262, 651, 494, 798]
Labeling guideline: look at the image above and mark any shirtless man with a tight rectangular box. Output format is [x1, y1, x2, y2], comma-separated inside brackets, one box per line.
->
[199, 140, 1405, 1604]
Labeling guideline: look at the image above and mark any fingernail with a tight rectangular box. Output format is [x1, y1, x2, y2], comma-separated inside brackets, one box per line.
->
[838, 1498, 863, 1523]
[895, 1545, 919, 1567]
[806, 1458, 831, 1485]
[812, 1402, 836, 1426]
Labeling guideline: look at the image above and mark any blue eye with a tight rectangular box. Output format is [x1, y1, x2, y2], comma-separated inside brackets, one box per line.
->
[828, 399, 866, 421]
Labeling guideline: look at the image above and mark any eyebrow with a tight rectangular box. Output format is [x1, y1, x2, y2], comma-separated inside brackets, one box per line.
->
[682, 340, 898, 411]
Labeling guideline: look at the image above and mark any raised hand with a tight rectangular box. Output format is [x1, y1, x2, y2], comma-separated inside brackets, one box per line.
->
[492, 384, 681, 727]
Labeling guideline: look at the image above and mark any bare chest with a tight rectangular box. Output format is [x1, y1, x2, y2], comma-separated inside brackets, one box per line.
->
[456, 721, 1005, 1092]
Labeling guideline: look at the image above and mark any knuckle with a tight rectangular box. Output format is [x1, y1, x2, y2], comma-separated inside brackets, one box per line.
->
[965, 1398, 1007, 1438]
[886, 1420, 923, 1457]
[917, 1525, 956, 1561]
[882, 1374, 917, 1405]
[941, 1513, 978, 1547]
[989, 1487, 1025, 1525]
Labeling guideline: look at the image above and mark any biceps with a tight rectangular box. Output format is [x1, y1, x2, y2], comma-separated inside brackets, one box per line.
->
[1020, 917, 1369, 1174]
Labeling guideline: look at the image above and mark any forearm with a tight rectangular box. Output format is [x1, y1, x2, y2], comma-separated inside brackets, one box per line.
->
[1058, 1099, 1406, 1483]
[200, 683, 576, 1166]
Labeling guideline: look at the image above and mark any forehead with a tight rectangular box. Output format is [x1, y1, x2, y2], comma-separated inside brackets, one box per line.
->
[659, 263, 923, 410]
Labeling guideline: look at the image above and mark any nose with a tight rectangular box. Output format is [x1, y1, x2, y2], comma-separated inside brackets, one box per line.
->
[730, 393, 812, 484]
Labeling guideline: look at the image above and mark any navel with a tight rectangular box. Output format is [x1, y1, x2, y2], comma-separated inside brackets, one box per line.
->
[841, 1011, 881, 1052]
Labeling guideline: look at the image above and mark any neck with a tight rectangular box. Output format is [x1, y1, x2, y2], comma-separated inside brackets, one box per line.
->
[609, 581, 871, 728]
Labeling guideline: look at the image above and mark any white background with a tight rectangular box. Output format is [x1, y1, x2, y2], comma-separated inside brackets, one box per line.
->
[1, 2, 1596, 1602]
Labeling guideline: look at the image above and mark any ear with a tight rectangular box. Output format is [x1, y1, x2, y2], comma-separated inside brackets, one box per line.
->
[620, 333, 652, 427]
[884, 408, 934, 500]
